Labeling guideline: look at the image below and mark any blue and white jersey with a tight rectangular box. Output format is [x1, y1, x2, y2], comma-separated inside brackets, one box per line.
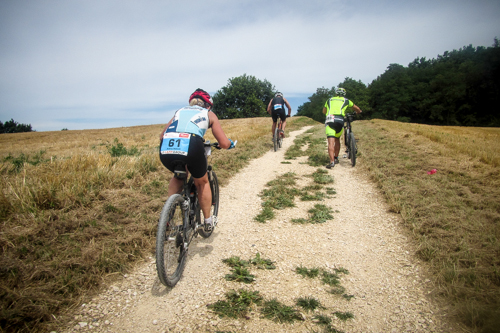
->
[166, 106, 210, 137]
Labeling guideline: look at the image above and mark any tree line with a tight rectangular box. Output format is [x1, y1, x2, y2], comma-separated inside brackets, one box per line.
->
[0, 119, 33, 134]
[297, 39, 500, 126]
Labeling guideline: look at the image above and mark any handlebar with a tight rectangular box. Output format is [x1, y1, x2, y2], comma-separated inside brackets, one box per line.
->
[204, 140, 238, 150]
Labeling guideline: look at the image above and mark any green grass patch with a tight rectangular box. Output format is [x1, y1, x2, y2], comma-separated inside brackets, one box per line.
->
[333, 311, 355, 321]
[321, 271, 341, 286]
[291, 218, 308, 224]
[310, 168, 334, 185]
[222, 256, 249, 268]
[224, 266, 255, 284]
[207, 289, 262, 318]
[326, 187, 337, 195]
[250, 253, 276, 270]
[222, 253, 274, 284]
[107, 138, 139, 157]
[313, 314, 332, 326]
[295, 266, 320, 278]
[300, 191, 327, 201]
[296, 296, 324, 312]
[260, 299, 303, 323]
[2, 150, 49, 172]
[329, 286, 346, 295]
[285, 126, 330, 167]
[256, 173, 301, 222]
[309, 204, 334, 223]
[254, 206, 274, 223]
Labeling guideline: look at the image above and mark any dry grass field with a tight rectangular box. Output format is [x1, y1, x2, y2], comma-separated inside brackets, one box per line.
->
[355, 119, 500, 332]
[0, 116, 316, 332]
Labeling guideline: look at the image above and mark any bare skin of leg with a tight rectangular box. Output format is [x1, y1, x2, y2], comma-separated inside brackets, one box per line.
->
[193, 174, 211, 219]
[327, 137, 341, 163]
[281, 119, 287, 137]
[271, 121, 277, 138]
[167, 176, 183, 196]
[167, 173, 212, 219]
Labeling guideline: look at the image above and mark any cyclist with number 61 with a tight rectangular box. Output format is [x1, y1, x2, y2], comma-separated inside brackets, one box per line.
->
[159, 88, 235, 231]
[323, 87, 362, 169]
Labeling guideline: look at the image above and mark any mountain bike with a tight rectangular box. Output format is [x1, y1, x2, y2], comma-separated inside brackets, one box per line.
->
[343, 113, 357, 167]
[273, 115, 289, 152]
[156, 141, 222, 287]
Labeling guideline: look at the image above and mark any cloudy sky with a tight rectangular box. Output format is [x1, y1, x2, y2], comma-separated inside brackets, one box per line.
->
[1, 0, 499, 132]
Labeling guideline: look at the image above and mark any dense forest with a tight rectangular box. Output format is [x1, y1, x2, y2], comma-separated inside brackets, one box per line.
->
[0, 119, 33, 133]
[297, 39, 500, 127]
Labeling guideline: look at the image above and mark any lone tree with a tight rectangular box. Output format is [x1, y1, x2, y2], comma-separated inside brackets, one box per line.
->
[0, 119, 34, 133]
[213, 74, 275, 119]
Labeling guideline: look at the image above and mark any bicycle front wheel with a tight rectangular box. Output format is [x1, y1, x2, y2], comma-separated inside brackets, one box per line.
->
[349, 132, 356, 167]
[199, 169, 219, 238]
[344, 128, 349, 148]
[156, 194, 187, 287]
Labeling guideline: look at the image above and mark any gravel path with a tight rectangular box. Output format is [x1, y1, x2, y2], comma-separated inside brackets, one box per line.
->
[62, 126, 464, 333]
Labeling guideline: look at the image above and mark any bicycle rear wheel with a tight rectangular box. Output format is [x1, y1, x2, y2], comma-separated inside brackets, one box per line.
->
[349, 132, 356, 167]
[156, 194, 187, 287]
[278, 128, 283, 148]
[273, 126, 279, 151]
[199, 169, 219, 238]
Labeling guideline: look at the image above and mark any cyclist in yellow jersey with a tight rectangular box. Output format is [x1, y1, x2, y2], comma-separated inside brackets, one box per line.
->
[323, 87, 362, 169]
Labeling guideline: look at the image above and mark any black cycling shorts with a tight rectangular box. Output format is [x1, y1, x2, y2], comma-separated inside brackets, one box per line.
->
[159, 134, 207, 179]
[272, 108, 287, 122]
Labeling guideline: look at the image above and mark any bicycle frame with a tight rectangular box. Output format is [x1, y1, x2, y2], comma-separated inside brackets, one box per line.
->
[273, 115, 289, 152]
[156, 141, 221, 287]
[172, 141, 219, 241]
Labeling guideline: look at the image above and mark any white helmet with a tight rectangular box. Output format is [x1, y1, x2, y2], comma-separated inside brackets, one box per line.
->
[275, 92, 283, 98]
[335, 87, 346, 96]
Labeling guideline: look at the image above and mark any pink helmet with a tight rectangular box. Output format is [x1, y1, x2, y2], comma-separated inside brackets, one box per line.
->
[189, 88, 213, 107]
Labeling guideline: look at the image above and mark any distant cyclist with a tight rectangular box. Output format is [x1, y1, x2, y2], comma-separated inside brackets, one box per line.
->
[159, 88, 235, 230]
[323, 87, 362, 169]
[267, 92, 292, 139]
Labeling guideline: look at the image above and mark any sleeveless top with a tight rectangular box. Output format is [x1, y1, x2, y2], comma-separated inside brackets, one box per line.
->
[271, 96, 285, 111]
[165, 106, 210, 137]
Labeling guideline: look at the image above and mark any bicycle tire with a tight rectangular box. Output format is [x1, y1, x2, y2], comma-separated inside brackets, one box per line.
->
[349, 132, 356, 167]
[273, 126, 279, 152]
[344, 127, 349, 148]
[199, 170, 219, 238]
[156, 194, 187, 287]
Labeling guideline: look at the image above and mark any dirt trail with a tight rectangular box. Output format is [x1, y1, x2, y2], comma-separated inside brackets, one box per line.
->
[62, 126, 464, 333]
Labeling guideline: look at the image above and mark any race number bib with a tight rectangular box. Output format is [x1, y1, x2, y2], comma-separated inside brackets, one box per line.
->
[325, 114, 335, 124]
[160, 132, 191, 156]
[273, 104, 283, 110]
